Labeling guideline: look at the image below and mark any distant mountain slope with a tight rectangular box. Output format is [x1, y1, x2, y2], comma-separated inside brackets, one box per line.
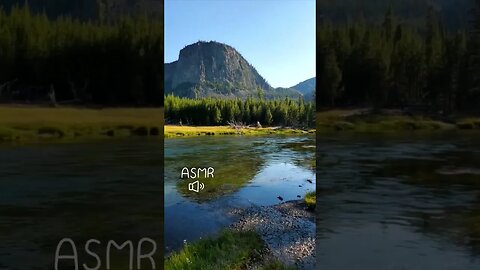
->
[291, 78, 315, 100]
[165, 41, 302, 99]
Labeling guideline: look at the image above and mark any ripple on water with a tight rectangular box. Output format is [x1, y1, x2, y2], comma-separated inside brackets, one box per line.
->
[318, 133, 480, 270]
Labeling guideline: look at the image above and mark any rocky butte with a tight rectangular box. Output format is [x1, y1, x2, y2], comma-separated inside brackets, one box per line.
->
[165, 41, 303, 99]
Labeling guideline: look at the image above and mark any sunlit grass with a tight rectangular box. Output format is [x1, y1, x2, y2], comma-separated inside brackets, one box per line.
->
[165, 125, 314, 138]
[0, 106, 163, 142]
[305, 191, 316, 210]
[165, 230, 292, 270]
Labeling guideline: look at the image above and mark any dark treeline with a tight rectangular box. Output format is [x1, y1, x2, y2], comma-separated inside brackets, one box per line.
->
[1, 0, 99, 20]
[165, 95, 315, 128]
[0, 4, 163, 106]
[318, 0, 471, 30]
[317, 1, 480, 113]
[1, 0, 163, 21]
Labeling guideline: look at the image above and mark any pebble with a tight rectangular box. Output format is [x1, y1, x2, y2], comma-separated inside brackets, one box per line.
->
[230, 200, 315, 269]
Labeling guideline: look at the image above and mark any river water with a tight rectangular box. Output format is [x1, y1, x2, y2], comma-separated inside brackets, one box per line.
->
[164, 135, 316, 253]
[2, 132, 478, 269]
[318, 132, 480, 270]
[0, 139, 163, 270]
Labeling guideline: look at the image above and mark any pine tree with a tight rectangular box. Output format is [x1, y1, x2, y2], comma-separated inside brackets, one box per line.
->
[0, 4, 164, 106]
[382, 7, 394, 41]
[319, 48, 342, 106]
[264, 107, 273, 126]
[213, 107, 222, 125]
[469, 0, 480, 95]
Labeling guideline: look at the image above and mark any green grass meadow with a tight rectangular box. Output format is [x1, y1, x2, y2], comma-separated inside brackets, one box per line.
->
[0, 106, 163, 142]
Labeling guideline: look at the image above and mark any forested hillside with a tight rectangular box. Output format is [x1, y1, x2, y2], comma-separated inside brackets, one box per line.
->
[165, 95, 315, 128]
[291, 78, 315, 101]
[318, 0, 471, 30]
[0, 0, 163, 20]
[317, 0, 480, 113]
[0, 5, 164, 106]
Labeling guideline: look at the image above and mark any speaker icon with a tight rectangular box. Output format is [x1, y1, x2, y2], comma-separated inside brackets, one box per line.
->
[188, 180, 205, 193]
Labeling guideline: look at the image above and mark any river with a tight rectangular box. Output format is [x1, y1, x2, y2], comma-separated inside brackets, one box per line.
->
[0, 139, 163, 270]
[2, 132, 478, 269]
[318, 132, 480, 270]
[164, 135, 316, 253]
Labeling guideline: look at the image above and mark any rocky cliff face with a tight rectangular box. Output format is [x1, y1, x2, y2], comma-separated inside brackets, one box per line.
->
[165, 41, 302, 99]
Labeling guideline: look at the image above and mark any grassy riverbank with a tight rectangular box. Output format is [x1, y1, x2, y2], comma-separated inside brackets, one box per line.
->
[317, 109, 480, 132]
[4, 106, 478, 142]
[167, 110, 480, 137]
[305, 191, 316, 210]
[165, 125, 314, 138]
[165, 230, 292, 270]
[0, 106, 163, 142]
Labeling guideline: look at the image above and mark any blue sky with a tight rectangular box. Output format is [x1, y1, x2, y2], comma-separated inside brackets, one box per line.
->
[165, 0, 315, 88]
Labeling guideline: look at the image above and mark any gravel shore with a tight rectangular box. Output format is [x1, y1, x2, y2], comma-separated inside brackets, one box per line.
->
[230, 200, 316, 269]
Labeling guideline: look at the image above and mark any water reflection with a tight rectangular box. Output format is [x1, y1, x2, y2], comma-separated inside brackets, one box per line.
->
[164, 135, 315, 252]
[318, 133, 480, 270]
[0, 139, 163, 270]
